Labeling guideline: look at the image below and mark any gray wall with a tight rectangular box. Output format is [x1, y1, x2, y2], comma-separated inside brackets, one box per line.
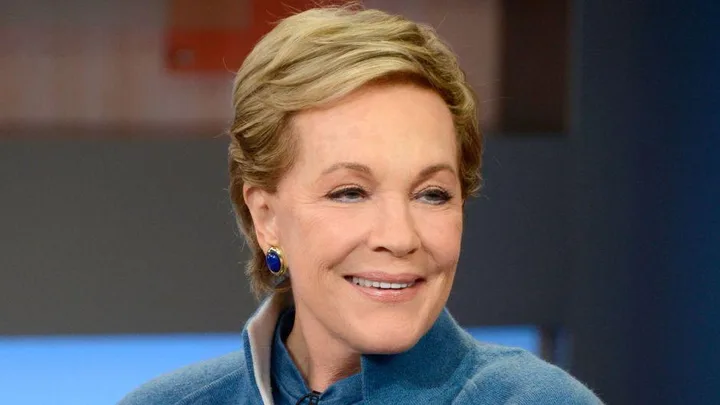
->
[1, 129, 252, 334]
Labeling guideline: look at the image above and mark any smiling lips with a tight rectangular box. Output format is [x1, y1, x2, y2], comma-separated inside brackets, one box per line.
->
[345, 272, 424, 302]
[351, 276, 415, 289]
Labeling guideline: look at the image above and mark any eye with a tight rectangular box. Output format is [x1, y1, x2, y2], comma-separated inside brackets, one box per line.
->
[415, 187, 453, 205]
[326, 186, 368, 203]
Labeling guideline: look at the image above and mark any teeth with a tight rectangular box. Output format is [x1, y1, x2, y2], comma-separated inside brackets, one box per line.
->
[351, 276, 415, 289]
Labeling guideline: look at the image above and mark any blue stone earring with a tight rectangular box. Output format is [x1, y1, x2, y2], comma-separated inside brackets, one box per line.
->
[265, 247, 287, 277]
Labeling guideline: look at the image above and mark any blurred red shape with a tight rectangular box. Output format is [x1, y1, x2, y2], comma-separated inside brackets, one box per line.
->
[165, 0, 320, 72]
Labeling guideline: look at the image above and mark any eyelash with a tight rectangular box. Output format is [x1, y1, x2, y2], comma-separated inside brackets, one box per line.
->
[327, 186, 368, 202]
[326, 185, 454, 205]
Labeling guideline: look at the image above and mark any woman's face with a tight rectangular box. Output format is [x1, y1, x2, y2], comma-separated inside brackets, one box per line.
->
[264, 82, 463, 354]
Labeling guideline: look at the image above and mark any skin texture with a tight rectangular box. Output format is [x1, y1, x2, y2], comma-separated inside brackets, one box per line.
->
[244, 82, 463, 392]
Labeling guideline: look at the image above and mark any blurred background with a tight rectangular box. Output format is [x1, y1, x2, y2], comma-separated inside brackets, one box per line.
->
[1, 0, 718, 404]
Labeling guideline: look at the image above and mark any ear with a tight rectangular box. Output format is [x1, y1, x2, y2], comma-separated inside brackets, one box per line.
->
[243, 184, 280, 251]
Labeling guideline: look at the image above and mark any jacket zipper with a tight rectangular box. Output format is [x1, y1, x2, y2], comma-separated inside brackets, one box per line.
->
[308, 391, 320, 404]
[295, 390, 322, 405]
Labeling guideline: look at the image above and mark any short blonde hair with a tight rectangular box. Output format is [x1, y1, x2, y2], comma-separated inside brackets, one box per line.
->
[228, 5, 482, 297]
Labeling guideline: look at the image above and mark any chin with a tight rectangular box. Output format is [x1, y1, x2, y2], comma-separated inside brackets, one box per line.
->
[349, 321, 428, 355]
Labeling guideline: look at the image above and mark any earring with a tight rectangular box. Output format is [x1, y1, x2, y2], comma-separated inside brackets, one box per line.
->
[265, 246, 288, 277]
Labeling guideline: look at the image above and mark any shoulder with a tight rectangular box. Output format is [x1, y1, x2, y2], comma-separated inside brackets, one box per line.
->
[117, 351, 249, 405]
[454, 342, 603, 404]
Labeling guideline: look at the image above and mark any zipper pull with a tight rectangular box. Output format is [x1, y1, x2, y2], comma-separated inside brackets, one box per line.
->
[295, 390, 322, 405]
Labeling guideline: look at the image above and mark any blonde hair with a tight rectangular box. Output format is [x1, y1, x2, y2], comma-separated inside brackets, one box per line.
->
[228, 5, 482, 297]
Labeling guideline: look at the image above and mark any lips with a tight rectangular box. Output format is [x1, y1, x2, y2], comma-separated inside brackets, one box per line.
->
[351, 276, 415, 289]
[344, 272, 424, 303]
[345, 272, 422, 284]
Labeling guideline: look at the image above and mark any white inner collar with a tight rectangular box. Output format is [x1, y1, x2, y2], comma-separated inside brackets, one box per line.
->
[246, 294, 292, 405]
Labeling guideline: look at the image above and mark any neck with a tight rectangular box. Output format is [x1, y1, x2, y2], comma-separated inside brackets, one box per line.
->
[285, 309, 361, 392]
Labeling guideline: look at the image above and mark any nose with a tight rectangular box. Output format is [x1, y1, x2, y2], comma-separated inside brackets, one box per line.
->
[367, 197, 420, 257]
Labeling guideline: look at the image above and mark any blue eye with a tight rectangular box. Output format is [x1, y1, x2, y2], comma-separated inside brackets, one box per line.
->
[416, 188, 453, 205]
[327, 186, 368, 203]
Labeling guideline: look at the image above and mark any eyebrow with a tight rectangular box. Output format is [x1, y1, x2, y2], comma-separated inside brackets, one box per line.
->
[416, 163, 457, 181]
[321, 162, 372, 176]
[320, 162, 457, 183]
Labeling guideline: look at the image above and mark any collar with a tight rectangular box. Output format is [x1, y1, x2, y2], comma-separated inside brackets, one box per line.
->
[243, 294, 286, 405]
[271, 307, 363, 405]
[243, 294, 477, 404]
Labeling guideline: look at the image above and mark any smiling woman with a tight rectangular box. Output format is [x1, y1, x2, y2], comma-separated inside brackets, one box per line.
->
[119, 4, 602, 405]
[250, 82, 464, 365]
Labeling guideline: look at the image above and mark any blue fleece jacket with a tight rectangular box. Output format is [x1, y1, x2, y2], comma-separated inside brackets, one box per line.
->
[118, 296, 603, 404]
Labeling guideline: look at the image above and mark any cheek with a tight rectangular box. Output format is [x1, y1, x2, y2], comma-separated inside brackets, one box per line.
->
[280, 204, 370, 274]
[416, 208, 463, 268]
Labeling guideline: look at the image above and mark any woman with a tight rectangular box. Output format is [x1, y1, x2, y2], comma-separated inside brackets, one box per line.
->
[121, 5, 602, 405]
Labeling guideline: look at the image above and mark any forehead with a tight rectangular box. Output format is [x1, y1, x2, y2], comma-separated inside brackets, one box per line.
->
[290, 82, 457, 169]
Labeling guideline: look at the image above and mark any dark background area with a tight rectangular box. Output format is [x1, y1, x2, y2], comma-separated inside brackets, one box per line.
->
[1, 0, 719, 404]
